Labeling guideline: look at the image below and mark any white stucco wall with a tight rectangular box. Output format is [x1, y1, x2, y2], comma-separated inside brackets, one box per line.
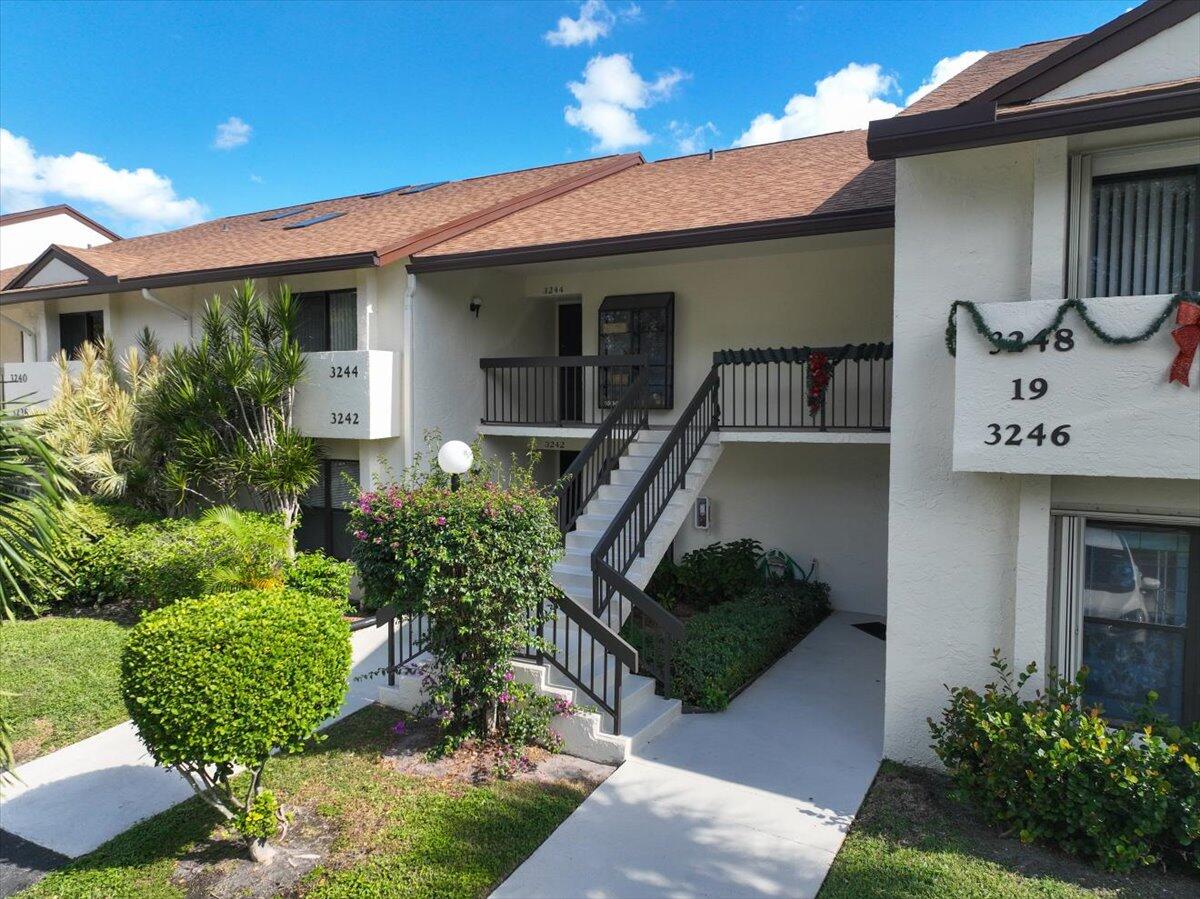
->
[887, 118, 1200, 765]
[0, 212, 114, 269]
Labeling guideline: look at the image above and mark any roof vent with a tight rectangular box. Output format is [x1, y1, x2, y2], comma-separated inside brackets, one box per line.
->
[360, 185, 410, 198]
[283, 211, 346, 230]
[261, 207, 313, 222]
[398, 182, 446, 195]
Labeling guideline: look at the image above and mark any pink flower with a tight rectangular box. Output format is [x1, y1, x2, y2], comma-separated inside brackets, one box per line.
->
[391, 498, 404, 509]
[435, 516, 447, 527]
[353, 530, 368, 541]
[498, 691, 511, 705]
[503, 670, 515, 682]
[373, 536, 383, 544]
[391, 720, 406, 736]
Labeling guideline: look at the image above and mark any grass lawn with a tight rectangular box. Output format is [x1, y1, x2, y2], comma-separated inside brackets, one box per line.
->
[0, 614, 129, 763]
[820, 762, 1199, 899]
[22, 704, 594, 899]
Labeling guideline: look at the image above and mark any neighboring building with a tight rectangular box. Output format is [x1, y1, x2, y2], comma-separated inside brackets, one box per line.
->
[1, 0, 1195, 765]
[0, 204, 119, 362]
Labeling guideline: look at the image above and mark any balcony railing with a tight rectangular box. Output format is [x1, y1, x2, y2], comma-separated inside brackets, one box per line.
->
[714, 342, 892, 431]
[480, 355, 647, 427]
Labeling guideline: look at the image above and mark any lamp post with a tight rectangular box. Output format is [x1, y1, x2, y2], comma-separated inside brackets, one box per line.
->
[437, 440, 473, 492]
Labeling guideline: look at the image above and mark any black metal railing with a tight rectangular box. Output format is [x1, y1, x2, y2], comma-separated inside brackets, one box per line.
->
[714, 342, 892, 431]
[480, 354, 646, 426]
[555, 367, 649, 533]
[590, 367, 720, 694]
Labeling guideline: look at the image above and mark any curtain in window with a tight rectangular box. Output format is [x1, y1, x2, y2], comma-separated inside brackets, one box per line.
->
[329, 460, 360, 560]
[1089, 168, 1198, 297]
[329, 290, 357, 351]
[296, 295, 328, 353]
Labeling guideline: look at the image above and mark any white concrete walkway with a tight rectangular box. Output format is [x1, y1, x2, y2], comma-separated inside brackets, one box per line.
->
[493, 612, 885, 899]
[0, 622, 392, 858]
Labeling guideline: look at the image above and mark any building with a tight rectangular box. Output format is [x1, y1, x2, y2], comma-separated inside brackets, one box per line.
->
[2, 0, 1196, 765]
[0, 204, 119, 363]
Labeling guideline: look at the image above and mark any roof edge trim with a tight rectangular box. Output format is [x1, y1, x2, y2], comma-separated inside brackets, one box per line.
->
[867, 80, 1200, 159]
[1, 251, 378, 306]
[406, 206, 894, 274]
[0, 204, 122, 241]
[6, 244, 118, 290]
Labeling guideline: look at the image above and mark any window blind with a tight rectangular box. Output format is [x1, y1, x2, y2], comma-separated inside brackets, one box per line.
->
[1089, 168, 1198, 297]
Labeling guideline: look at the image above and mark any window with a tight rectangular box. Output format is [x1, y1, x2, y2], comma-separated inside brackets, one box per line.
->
[1088, 168, 1197, 297]
[598, 293, 674, 409]
[1052, 515, 1199, 725]
[1069, 140, 1200, 298]
[58, 310, 104, 357]
[295, 290, 357, 353]
[297, 459, 360, 560]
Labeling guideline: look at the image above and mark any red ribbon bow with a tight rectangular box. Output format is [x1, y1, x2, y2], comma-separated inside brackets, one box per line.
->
[1169, 300, 1200, 387]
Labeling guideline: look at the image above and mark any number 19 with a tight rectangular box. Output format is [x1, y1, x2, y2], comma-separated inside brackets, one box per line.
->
[1012, 377, 1047, 400]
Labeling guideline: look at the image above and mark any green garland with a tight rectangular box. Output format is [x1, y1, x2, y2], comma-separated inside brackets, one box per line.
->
[945, 291, 1198, 356]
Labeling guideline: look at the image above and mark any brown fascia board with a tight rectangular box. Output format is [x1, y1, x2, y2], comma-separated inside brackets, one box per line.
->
[375, 153, 644, 266]
[406, 206, 895, 274]
[0, 204, 122, 241]
[5, 244, 119, 291]
[867, 81, 1200, 160]
[0, 250, 378, 306]
[979, 0, 1199, 106]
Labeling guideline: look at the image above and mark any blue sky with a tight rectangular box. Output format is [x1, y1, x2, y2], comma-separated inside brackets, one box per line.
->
[0, 0, 1131, 235]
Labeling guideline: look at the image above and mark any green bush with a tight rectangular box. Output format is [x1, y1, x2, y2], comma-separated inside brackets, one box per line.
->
[121, 588, 350, 850]
[629, 580, 831, 710]
[284, 551, 353, 608]
[929, 653, 1200, 872]
[648, 539, 764, 611]
[69, 505, 288, 609]
[350, 447, 560, 753]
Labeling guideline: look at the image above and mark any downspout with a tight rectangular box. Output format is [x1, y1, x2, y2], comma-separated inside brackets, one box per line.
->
[141, 288, 193, 340]
[0, 312, 38, 362]
[402, 272, 417, 467]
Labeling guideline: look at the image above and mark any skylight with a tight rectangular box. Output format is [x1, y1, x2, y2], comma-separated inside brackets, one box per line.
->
[282, 212, 346, 230]
[261, 207, 313, 222]
[398, 182, 447, 195]
[360, 186, 410, 198]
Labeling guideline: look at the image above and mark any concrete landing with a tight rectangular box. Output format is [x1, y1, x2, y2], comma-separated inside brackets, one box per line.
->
[492, 612, 885, 899]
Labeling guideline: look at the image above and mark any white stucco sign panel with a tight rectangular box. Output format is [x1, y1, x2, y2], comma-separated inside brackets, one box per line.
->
[293, 350, 398, 440]
[953, 295, 1199, 479]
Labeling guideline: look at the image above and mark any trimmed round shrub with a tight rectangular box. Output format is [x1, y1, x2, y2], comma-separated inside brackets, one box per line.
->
[121, 588, 351, 767]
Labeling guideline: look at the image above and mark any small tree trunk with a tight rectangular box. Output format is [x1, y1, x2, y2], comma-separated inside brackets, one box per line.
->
[484, 700, 498, 737]
[248, 838, 276, 864]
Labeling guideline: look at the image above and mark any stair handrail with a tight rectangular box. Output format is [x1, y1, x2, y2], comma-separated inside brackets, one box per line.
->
[554, 360, 649, 534]
[589, 366, 721, 691]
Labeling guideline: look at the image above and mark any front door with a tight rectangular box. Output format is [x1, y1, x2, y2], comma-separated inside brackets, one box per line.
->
[558, 302, 582, 422]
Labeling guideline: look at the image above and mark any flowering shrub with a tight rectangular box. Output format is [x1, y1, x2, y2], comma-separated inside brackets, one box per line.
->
[929, 653, 1200, 872]
[350, 446, 560, 754]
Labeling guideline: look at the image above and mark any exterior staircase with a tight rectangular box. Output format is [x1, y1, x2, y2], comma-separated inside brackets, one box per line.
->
[375, 428, 722, 765]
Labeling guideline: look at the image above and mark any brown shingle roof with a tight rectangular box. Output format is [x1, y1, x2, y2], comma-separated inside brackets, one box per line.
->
[901, 37, 1078, 116]
[1, 155, 635, 296]
[416, 130, 893, 259]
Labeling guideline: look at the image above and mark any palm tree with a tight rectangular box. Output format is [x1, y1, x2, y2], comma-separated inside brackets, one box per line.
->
[141, 280, 318, 555]
[0, 404, 74, 778]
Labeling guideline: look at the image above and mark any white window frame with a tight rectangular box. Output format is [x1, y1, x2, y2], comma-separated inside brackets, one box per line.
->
[1066, 138, 1200, 299]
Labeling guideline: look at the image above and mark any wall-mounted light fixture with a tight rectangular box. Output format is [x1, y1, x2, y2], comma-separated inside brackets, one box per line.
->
[469, 296, 482, 318]
[694, 496, 710, 530]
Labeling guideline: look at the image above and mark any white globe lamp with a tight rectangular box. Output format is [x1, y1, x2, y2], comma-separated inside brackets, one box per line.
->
[437, 440, 473, 489]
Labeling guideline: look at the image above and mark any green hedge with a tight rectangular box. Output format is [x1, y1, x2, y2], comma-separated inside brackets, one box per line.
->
[4, 499, 295, 610]
[931, 655, 1200, 873]
[283, 551, 353, 609]
[627, 580, 831, 711]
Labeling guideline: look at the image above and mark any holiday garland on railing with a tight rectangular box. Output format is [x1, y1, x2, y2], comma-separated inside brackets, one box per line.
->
[945, 291, 1200, 386]
[806, 351, 832, 416]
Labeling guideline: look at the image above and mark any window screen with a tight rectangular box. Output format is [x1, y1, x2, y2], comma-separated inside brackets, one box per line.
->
[295, 290, 358, 352]
[297, 459, 361, 560]
[1088, 167, 1198, 297]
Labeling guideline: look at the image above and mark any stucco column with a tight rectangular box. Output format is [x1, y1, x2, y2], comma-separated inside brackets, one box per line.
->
[1012, 475, 1052, 693]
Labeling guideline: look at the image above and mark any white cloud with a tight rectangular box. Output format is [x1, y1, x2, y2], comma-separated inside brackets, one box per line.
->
[0, 128, 206, 233]
[669, 120, 718, 155]
[733, 62, 901, 148]
[213, 116, 252, 150]
[564, 53, 687, 151]
[544, 0, 639, 47]
[905, 50, 986, 106]
[249, 173, 264, 184]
